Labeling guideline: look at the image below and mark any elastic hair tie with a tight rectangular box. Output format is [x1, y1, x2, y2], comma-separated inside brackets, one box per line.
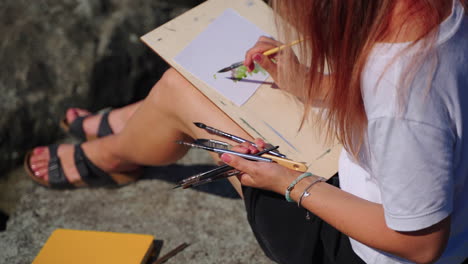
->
[285, 172, 313, 202]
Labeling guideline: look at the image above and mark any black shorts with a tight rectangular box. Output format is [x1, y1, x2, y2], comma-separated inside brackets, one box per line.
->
[242, 175, 365, 264]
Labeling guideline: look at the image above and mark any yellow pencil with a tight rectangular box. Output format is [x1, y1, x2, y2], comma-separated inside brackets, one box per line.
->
[262, 39, 302, 56]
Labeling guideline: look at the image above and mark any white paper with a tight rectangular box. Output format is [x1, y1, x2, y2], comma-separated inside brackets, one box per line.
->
[174, 8, 270, 106]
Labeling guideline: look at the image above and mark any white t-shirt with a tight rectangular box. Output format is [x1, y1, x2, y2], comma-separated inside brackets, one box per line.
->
[339, 1, 468, 263]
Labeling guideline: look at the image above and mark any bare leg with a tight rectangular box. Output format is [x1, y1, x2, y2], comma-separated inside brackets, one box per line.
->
[29, 68, 252, 195]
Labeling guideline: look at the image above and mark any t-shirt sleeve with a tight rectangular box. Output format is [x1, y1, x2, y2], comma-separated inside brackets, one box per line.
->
[367, 117, 455, 231]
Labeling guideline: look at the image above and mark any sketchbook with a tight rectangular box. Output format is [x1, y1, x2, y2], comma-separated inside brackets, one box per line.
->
[141, 0, 341, 178]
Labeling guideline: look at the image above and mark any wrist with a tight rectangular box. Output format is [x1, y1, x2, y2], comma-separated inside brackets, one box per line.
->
[288, 174, 326, 203]
[284, 172, 314, 202]
[272, 170, 302, 195]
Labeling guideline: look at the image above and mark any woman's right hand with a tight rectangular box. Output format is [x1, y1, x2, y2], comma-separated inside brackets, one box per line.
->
[244, 36, 284, 83]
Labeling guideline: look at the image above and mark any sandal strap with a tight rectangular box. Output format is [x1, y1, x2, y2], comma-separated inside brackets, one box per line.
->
[68, 115, 89, 141]
[97, 111, 114, 138]
[74, 144, 116, 186]
[47, 144, 74, 189]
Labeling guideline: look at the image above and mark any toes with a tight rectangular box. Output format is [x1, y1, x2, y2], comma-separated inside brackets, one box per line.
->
[28, 144, 79, 185]
[66, 108, 91, 124]
[33, 167, 49, 180]
[28, 147, 50, 178]
[28, 157, 48, 180]
[32, 146, 47, 155]
[30, 147, 50, 163]
[65, 108, 79, 124]
[30, 159, 48, 171]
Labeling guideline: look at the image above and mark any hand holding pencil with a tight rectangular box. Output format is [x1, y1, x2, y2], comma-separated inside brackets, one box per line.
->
[217, 37, 301, 83]
[244, 37, 300, 72]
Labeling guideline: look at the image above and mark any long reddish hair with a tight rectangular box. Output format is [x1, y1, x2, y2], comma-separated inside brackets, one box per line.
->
[271, 0, 466, 159]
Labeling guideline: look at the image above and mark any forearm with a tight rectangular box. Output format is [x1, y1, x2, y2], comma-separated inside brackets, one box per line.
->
[222, 146, 449, 263]
[286, 176, 449, 263]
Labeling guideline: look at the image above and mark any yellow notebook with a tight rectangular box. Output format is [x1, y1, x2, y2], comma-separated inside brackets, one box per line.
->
[33, 229, 154, 264]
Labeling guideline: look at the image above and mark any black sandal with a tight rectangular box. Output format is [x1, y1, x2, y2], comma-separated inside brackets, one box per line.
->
[24, 144, 140, 189]
[60, 110, 114, 141]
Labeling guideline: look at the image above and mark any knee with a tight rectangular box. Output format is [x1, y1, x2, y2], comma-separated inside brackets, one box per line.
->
[160, 68, 189, 90]
[147, 68, 190, 99]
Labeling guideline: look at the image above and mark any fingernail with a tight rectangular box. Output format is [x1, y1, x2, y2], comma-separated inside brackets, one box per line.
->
[34, 147, 45, 154]
[221, 154, 232, 163]
[253, 53, 262, 63]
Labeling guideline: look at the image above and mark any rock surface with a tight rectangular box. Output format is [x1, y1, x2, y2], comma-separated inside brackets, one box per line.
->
[0, 0, 275, 263]
[0, 0, 204, 173]
[0, 148, 273, 264]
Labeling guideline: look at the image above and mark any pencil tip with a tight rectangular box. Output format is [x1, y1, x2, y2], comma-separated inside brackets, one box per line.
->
[193, 122, 205, 128]
[172, 185, 181, 189]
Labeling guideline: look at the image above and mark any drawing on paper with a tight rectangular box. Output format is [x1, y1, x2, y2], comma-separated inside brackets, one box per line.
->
[174, 8, 270, 106]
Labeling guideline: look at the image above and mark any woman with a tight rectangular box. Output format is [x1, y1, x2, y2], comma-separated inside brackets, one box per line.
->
[26, 0, 467, 263]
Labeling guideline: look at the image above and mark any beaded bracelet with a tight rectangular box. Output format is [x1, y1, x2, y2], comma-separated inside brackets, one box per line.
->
[285, 172, 313, 202]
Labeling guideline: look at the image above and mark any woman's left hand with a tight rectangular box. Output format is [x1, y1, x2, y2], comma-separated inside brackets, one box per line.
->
[220, 139, 301, 194]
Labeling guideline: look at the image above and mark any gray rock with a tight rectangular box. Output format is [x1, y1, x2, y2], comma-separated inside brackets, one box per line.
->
[0, 149, 273, 263]
[0, 1, 275, 263]
[0, 0, 204, 173]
